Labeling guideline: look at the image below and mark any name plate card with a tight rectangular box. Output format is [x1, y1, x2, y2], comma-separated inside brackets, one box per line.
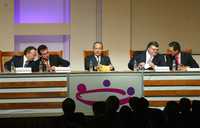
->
[55, 67, 71, 73]
[187, 68, 200, 72]
[15, 67, 32, 73]
[155, 66, 170, 72]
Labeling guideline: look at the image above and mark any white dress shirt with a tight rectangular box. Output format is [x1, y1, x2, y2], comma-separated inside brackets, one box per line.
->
[95, 55, 101, 65]
[145, 51, 154, 69]
[23, 56, 28, 67]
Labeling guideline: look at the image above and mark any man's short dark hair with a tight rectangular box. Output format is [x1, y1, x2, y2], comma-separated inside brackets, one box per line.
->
[62, 98, 76, 115]
[24, 46, 36, 55]
[93, 42, 103, 49]
[38, 44, 48, 55]
[146, 41, 159, 49]
[168, 41, 181, 52]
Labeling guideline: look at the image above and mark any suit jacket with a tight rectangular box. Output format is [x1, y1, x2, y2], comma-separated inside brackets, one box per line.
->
[48, 55, 70, 67]
[128, 51, 166, 70]
[4, 56, 36, 72]
[34, 55, 70, 72]
[85, 55, 114, 71]
[166, 52, 199, 69]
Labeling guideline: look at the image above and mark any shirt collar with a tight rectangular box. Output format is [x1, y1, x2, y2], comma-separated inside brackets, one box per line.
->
[95, 55, 101, 63]
[23, 55, 28, 62]
[146, 51, 151, 58]
[23, 55, 28, 67]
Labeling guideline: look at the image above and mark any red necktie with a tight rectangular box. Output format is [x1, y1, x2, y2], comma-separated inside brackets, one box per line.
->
[175, 55, 179, 65]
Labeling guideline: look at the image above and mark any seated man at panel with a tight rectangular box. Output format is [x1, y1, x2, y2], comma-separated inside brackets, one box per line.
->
[166, 41, 199, 71]
[36, 44, 70, 72]
[4, 46, 37, 72]
[85, 42, 114, 71]
[128, 41, 166, 70]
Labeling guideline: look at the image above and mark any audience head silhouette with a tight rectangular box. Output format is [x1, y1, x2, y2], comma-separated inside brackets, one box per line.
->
[119, 105, 132, 120]
[164, 101, 179, 116]
[105, 95, 119, 113]
[179, 97, 191, 113]
[92, 101, 106, 116]
[62, 98, 76, 116]
[129, 96, 140, 111]
[138, 97, 149, 112]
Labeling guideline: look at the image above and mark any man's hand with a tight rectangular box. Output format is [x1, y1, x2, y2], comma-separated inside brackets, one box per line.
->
[41, 59, 52, 72]
[50, 66, 56, 71]
[138, 62, 145, 69]
[149, 62, 156, 69]
[177, 65, 188, 71]
[109, 64, 114, 70]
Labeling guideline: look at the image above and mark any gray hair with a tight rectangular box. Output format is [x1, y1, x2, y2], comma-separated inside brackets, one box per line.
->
[93, 42, 103, 49]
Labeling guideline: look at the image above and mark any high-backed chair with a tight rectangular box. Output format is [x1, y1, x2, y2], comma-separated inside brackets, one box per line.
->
[83, 50, 109, 67]
[0, 51, 24, 72]
[183, 48, 192, 54]
[0, 51, 2, 72]
[83, 50, 109, 59]
[0, 50, 64, 72]
[129, 50, 144, 59]
[165, 48, 192, 55]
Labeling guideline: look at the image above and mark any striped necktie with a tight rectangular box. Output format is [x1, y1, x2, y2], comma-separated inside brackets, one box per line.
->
[97, 56, 100, 64]
[24, 60, 29, 67]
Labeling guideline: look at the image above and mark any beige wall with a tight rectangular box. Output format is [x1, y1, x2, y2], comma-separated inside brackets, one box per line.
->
[0, 0, 14, 50]
[102, 0, 131, 70]
[132, 0, 200, 53]
[70, 0, 97, 70]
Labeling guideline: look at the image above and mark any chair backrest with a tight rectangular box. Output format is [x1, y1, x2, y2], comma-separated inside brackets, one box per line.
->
[129, 50, 144, 59]
[0, 51, 24, 72]
[48, 50, 64, 57]
[0, 51, 2, 72]
[165, 48, 192, 55]
[83, 50, 109, 59]
[0, 50, 64, 72]
[183, 48, 192, 54]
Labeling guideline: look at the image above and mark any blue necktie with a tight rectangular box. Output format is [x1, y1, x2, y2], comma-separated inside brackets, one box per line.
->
[24, 61, 29, 67]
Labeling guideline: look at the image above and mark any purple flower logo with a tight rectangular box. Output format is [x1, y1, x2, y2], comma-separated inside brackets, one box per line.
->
[76, 80, 135, 106]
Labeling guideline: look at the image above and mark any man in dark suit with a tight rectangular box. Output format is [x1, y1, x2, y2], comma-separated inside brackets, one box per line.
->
[166, 41, 199, 70]
[4, 46, 37, 72]
[35, 44, 70, 72]
[128, 41, 166, 70]
[85, 42, 114, 71]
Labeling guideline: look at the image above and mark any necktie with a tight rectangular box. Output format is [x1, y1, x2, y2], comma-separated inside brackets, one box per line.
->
[175, 55, 179, 65]
[24, 61, 29, 67]
[97, 56, 100, 64]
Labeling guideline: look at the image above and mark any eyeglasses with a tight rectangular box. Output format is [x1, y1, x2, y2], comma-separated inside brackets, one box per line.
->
[41, 51, 49, 56]
[150, 47, 159, 51]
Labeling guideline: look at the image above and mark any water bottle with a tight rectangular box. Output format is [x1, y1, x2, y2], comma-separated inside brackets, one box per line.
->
[172, 59, 176, 71]
[133, 60, 138, 71]
[10, 61, 15, 73]
[43, 64, 48, 72]
[39, 61, 43, 72]
[89, 60, 93, 72]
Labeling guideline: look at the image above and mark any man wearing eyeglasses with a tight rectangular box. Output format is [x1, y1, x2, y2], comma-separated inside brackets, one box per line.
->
[128, 41, 166, 70]
[36, 44, 70, 72]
